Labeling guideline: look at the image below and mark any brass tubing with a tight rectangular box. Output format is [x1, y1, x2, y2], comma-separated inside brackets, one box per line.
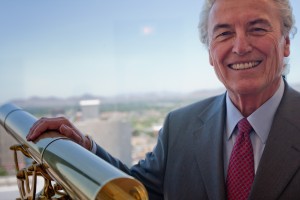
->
[0, 103, 148, 200]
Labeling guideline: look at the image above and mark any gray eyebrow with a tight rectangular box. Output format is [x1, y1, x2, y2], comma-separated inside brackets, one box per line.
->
[248, 18, 272, 27]
[212, 23, 232, 34]
[212, 18, 272, 34]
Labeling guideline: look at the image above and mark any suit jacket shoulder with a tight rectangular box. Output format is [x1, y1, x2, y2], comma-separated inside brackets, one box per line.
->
[250, 84, 300, 200]
[168, 93, 226, 124]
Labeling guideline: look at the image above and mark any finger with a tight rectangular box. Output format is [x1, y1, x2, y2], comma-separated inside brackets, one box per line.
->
[27, 120, 50, 141]
[36, 117, 71, 130]
[59, 124, 83, 144]
[29, 117, 48, 135]
[27, 117, 70, 141]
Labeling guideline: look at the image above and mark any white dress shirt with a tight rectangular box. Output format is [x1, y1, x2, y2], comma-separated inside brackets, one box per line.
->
[224, 78, 285, 177]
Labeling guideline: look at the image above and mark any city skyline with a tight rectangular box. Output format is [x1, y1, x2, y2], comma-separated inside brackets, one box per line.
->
[1, 0, 299, 104]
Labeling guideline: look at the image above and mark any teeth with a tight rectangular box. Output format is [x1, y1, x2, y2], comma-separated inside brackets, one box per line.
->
[230, 61, 260, 70]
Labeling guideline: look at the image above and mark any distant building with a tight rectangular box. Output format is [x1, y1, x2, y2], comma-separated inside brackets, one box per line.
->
[77, 100, 132, 165]
[0, 126, 26, 175]
[75, 112, 132, 166]
[79, 99, 100, 120]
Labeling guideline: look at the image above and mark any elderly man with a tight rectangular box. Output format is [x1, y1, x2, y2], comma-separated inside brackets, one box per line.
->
[27, 0, 299, 199]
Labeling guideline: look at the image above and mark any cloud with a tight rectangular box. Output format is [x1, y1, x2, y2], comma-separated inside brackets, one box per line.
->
[141, 26, 155, 36]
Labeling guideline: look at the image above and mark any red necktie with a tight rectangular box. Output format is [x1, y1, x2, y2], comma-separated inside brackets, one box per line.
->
[226, 118, 254, 200]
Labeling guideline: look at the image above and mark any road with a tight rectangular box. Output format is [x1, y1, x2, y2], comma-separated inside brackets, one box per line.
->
[0, 177, 43, 200]
[0, 184, 19, 200]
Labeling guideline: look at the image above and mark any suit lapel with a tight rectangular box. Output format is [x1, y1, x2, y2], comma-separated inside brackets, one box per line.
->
[250, 85, 300, 199]
[193, 94, 227, 200]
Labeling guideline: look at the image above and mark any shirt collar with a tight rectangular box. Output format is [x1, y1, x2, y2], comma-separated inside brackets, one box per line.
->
[226, 78, 285, 143]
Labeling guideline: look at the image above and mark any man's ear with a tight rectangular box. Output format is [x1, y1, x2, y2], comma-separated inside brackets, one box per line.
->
[284, 35, 290, 57]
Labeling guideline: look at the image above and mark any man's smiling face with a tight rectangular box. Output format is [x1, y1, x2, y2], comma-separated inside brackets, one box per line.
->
[207, 0, 290, 99]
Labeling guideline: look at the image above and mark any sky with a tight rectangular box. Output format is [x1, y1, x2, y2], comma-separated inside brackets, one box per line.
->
[0, 0, 299, 104]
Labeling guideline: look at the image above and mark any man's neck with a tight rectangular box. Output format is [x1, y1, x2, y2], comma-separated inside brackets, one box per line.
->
[228, 78, 283, 117]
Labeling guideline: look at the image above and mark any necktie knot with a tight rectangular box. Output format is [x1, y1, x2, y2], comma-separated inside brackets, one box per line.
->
[238, 118, 252, 135]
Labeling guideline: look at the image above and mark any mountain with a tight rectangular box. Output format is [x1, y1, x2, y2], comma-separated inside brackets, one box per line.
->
[10, 88, 225, 109]
[9, 83, 300, 109]
[11, 94, 103, 108]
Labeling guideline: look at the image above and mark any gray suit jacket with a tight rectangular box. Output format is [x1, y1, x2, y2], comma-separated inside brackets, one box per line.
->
[96, 84, 300, 200]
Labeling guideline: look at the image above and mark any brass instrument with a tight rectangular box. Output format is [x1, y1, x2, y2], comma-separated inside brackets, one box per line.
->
[0, 103, 148, 200]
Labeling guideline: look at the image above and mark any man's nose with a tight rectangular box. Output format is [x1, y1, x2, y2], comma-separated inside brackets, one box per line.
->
[232, 32, 252, 55]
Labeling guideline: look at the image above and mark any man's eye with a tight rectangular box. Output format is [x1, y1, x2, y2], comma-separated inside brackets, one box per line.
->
[216, 31, 233, 38]
[253, 28, 265, 31]
[250, 27, 268, 35]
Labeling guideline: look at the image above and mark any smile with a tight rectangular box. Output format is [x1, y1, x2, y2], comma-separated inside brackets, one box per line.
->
[229, 61, 261, 70]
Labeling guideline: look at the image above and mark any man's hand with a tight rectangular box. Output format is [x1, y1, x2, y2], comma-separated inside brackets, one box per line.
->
[26, 116, 92, 150]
